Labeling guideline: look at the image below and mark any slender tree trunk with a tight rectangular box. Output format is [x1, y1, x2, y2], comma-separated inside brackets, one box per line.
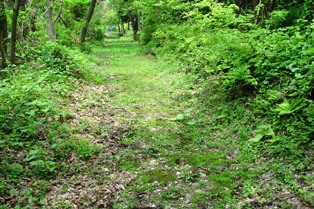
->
[46, 0, 56, 41]
[46, 0, 62, 42]
[28, 0, 36, 33]
[254, 0, 262, 24]
[60, 17, 68, 28]
[268, 0, 275, 13]
[120, 17, 125, 36]
[80, 0, 97, 43]
[0, 0, 7, 68]
[130, 11, 139, 41]
[0, 45, 6, 68]
[19, 0, 27, 41]
[252, 0, 259, 10]
[26, 0, 37, 45]
[10, 0, 21, 64]
[132, 17, 138, 41]
[137, 11, 141, 31]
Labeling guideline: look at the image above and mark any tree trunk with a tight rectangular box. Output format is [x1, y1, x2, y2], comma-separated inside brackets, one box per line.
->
[46, 0, 55, 41]
[0, 0, 7, 68]
[252, 0, 259, 10]
[254, 0, 262, 24]
[137, 11, 141, 31]
[268, 0, 275, 13]
[120, 17, 125, 36]
[80, 0, 97, 43]
[131, 14, 139, 41]
[10, 0, 21, 64]
[19, 0, 27, 41]
[27, 0, 36, 33]
[46, 0, 62, 42]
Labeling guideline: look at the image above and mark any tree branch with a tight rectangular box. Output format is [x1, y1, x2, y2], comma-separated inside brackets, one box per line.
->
[53, 0, 62, 23]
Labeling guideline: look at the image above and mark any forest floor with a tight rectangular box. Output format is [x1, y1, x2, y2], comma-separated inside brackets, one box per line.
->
[44, 38, 312, 208]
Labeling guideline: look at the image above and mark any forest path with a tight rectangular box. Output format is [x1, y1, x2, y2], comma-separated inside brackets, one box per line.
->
[48, 38, 198, 208]
[48, 38, 258, 208]
[98, 38, 182, 125]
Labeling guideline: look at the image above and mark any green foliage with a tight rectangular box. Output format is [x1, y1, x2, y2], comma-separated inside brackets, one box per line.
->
[40, 42, 83, 76]
[0, 36, 104, 207]
[141, 0, 314, 158]
[139, 2, 314, 206]
[266, 10, 289, 29]
[0, 71, 60, 146]
[92, 28, 105, 41]
[55, 137, 100, 160]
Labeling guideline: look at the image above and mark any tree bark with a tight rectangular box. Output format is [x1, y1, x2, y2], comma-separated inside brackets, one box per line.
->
[252, 0, 259, 10]
[119, 17, 125, 36]
[268, 0, 275, 13]
[80, 0, 97, 43]
[46, 0, 62, 42]
[0, 0, 7, 68]
[27, 0, 36, 33]
[10, 0, 21, 64]
[46, 0, 56, 41]
[19, 0, 27, 41]
[131, 15, 139, 41]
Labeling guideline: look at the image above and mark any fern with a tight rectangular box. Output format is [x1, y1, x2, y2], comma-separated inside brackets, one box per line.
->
[275, 98, 307, 115]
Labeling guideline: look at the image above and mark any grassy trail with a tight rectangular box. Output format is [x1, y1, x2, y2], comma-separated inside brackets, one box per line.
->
[48, 38, 199, 208]
[73, 38, 243, 208]
[98, 39, 182, 123]
[47, 38, 310, 208]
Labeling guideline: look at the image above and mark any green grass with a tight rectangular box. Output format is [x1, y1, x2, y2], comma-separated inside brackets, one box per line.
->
[2, 37, 312, 208]
[85, 37, 264, 208]
[75, 37, 311, 208]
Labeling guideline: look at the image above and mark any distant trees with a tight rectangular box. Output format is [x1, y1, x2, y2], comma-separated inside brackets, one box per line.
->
[110, 0, 140, 41]
[135, 0, 314, 45]
[220, 0, 313, 23]
[0, 0, 102, 69]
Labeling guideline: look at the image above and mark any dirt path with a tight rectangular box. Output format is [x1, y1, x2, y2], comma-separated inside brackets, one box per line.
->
[47, 38, 192, 208]
[45, 38, 312, 209]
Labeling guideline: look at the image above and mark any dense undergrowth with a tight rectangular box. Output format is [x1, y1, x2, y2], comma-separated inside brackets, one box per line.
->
[139, 0, 314, 206]
[0, 41, 104, 208]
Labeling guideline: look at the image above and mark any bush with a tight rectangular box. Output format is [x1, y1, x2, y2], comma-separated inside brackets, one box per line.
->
[40, 42, 82, 77]
[144, 0, 314, 156]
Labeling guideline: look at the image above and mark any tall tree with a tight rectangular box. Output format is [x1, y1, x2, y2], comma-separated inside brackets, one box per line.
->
[129, 10, 139, 41]
[10, 0, 21, 64]
[0, 0, 7, 68]
[80, 0, 97, 43]
[46, 0, 63, 41]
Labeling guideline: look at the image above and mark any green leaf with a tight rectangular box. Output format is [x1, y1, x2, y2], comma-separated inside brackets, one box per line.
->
[275, 99, 307, 115]
[23, 155, 36, 162]
[170, 114, 185, 121]
[187, 121, 196, 125]
[249, 134, 263, 142]
[26, 110, 36, 116]
[101, 132, 108, 137]
[30, 160, 44, 166]
[29, 149, 40, 156]
[265, 128, 275, 137]
[184, 108, 193, 113]
[39, 198, 46, 205]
